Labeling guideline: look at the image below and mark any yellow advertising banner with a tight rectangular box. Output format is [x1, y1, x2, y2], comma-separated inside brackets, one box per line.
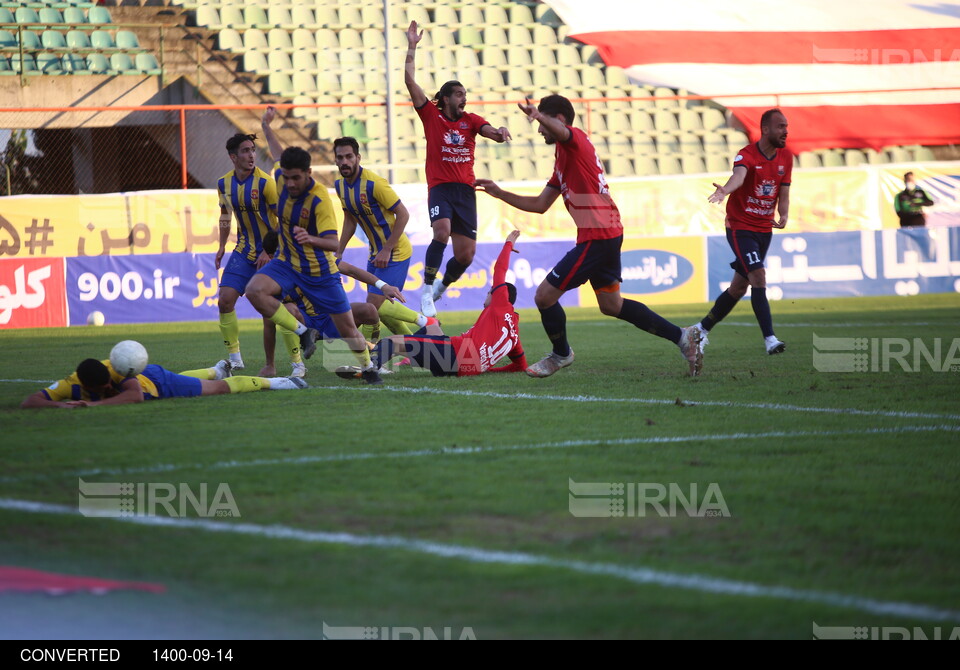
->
[878, 165, 960, 229]
[576, 236, 707, 307]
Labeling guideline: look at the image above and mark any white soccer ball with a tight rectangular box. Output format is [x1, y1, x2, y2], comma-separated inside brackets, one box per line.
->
[87, 310, 105, 326]
[110, 340, 149, 378]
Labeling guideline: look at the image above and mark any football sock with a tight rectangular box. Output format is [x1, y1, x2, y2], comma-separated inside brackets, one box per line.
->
[751, 287, 775, 338]
[378, 300, 419, 335]
[225, 376, 269, 393]
[381, 316, 414, 336]
[442, 257, 469, 286]
[424, 240, 447, 284]
[280, 327, 302, 364]
[359, 322, 381, 342]
[351, 346, 375, 370]
[700, 290, 739, 331]
[269, 304, 307, 335]
[179, 367, 215, 380]
[618, 299, 683, 344]
[219, 311, 241, 354]
[539, 303, 571, 357]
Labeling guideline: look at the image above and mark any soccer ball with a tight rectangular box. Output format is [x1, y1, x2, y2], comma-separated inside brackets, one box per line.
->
[110, 340, 149, 378]
[87, 310, 105, 326]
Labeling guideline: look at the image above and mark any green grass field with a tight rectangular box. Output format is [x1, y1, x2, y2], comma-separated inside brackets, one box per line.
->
[2, 294, 959, 639]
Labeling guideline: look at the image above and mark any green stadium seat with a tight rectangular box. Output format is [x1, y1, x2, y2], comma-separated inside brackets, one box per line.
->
[19, 30, 42, 51]
[116, 30, 140, 50]
[291, 7, 315, 29]
[86, 52, 109, 73]
[39, 8, 63, 27]
[91, 30, 115, 49]
[342, 116, 368, 142]
[458, 26, 483, 48]
[242, 7, 269, 29]
[135, 52, 160, 74]
[12, 53, 38, 73]
[15, 8, 40, 25]
[41, 29, 65, 49]
[88, 6, 112, 25]
[0, 30, 15, 49]
[0, 55, 10, 73]
[217, 28, 242, 51]
[243, 29, 267, 51]
[37, 54, 65, 74]
[63, 7, 86, 25]
[62, 52, 87, 73]
[0, 9, 13, 25]
[110, 52, 136, 73]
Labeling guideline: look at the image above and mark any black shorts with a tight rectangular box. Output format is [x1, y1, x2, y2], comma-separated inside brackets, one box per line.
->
[726, 229, 772, 278]
[403, 329, 459, 377]
[546, 236, 623, 292]
[428, 182, 478, 240]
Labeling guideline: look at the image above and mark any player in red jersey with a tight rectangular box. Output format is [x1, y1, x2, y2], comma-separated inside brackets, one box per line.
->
[405, 21, 512, 318]
[476, 95, 702, 377]
[336, 231, 527, 379]
[689, 108, 792, 356]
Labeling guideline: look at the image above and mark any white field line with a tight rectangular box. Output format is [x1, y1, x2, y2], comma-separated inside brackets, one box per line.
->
[3, 425, 958, 484]
[0, 498, 957, 623]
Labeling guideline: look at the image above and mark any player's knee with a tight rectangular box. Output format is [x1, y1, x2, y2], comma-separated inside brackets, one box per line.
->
[217, 293, 237, 312]
[355, 303, 378, 325]
[728, 283, 748, 299]
[454, 250, 474, 265]
[748, 269, 767, 289]
[598, 299, 621, 317]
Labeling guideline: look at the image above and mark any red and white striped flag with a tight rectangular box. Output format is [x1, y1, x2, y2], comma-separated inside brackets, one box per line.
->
[549, 0, 960, 152]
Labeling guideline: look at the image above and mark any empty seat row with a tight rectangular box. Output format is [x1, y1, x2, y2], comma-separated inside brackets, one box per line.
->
[0, 51, 159, 74]
[0, 5, 111, 25]
[0, 28, 142, 50]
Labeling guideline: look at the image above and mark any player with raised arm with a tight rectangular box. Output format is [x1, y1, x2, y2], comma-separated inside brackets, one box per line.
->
[214, 132, 305, 377]
[688, 108, 792, 355]
[476, 96, 702, 377]
[244, 107, 385, 385]
[337, 231, 526, 379]
[405, 20, 512, 317]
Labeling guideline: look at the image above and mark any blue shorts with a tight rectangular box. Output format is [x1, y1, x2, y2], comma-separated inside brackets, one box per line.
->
[220, 250, 259, 295]
[256, 260, 352, 317]
[428, 182, 478, 240]
[304, 311, 340, 339]
[727, 229, 772, 278]
[142, 364, 203, 399]
[547, 236, 623, 292]
[366, 257, 410, 296]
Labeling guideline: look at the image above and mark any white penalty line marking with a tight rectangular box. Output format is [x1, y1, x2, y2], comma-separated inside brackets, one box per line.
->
[6, 425, 959, 484]
[311, 385, 960, 422]
[0, 498, 956, 623]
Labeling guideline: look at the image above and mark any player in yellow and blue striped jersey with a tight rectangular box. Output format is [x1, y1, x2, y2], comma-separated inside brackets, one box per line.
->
[244, 107, 385, 385]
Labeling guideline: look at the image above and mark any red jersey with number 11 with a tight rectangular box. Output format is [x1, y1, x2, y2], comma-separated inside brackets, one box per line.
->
[726, 143, 793, 232]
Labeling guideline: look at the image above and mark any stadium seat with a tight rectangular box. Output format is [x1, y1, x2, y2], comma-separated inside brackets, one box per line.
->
[19, 30, 42, 51]
[605, 66, 630, 88]
[658, 156, 682, 175]
[480, 67, 505, 90]
[0, 55, 11, 74]
[314, 6, 338, 29]
[706, 154, 730, 173]
[821, 149, 844, 167]
[0, 31, 15, 49]
[39, 8, 64, 27]
[243, 29, 267, 51]
[86, 52, 109, 74]
[362, 28, 384, 49]
[63, 7, 86, 25]
[217, 28, 242, 51]
[608, 156, 633, 177]
[506, 46, 532, 67]
[532, 45, 556, 67]
[580, 67, 605, 89]
[90, 30, 115, 50]
[914, 146, 935, 161]
[41, 30, 67, 50]
[844, 149, 866, 166]
[291, 70, 317, 94]
[267, 7, 293, 30]
[654, 87, 677, 108]
[265, 72, 291, 96]
[243, 7, 269, 30]
[291, 94, 313, 119]
[342, 116, 369, 142]
[0, 9, 13, 26]
[243, 50, 268, 72]
[701, 108, 726, 130]
[36, 52, 63, 73]
[630, 110, 654, 132]
[458, 26, 483, 49]
[88, 6, 112, 25]
[292, 50, 315, 72]
[116, 30, 140, 50]
[508, 26, 532, 44]
[510, 4, 534, 24]
[508, 67, 532, 91]
[338, 7, 363, 28]
[110, 52, 136, 74]
[654, 110, 679, 131]
[291, 7, 316, 29]
[681, 155, 706, 174]
[219, 7, 244, 29]
[798, 152, 821, 168]
[532, 68, 557, 90]
[195, 6, 220, 29]
[268, 50, 292, 75]
[15, 8, 40, 26]
[62, 52, 87, 73]
[315, 29, 338, 50]
[359, 6, 383, 27]
[291, 28, 315, 51]
[482, 47, 506, 67]
[12, 53, 38, 73]
[268, 29, 292, 51]
[434, 6, 459, 27]
[135, 52, 161, 75]
[338, 29, 362, 49]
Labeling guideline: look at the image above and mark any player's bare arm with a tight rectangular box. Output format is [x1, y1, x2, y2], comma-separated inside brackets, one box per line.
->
[293, 226, 338, 252]
[375, 202, 410, 268]
[708, 166, 748, 203]
[336, 210, 359, 258]
[216, 204, 231, 270]
[260, 106, 284, 162]
[337, 261, 406, 303]
[404, 21, 428, 108]
[773, 184, 790, 229]
[518, 97, 571, 143]
[475, 180, 561, 214]
[479, 125, 512, 143]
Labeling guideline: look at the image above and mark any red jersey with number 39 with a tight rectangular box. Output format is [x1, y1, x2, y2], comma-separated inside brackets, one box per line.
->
[416, 102, 489, 189]
[547, 126, 622, 243]
[726, 143, 793, 232]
